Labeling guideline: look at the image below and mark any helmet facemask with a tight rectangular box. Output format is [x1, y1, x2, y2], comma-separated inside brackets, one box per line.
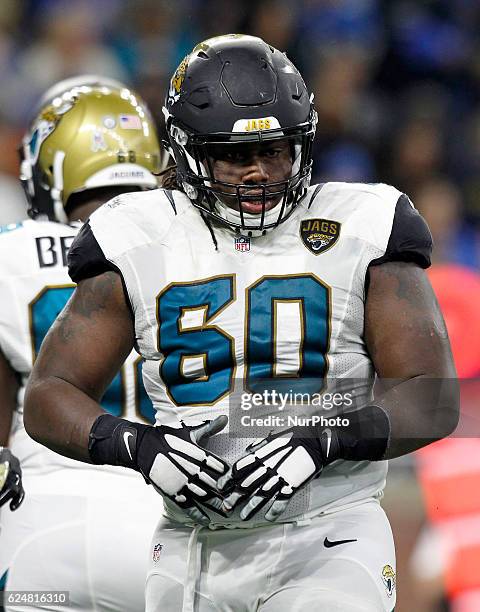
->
[167, 115, 316, 236]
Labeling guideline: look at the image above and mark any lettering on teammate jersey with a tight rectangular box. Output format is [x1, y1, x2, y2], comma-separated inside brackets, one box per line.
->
[35, 235, 75, 268]
[300, 219, 341, 255]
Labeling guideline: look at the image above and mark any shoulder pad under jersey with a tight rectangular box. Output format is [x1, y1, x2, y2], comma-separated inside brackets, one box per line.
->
[68, 188, 185, 283]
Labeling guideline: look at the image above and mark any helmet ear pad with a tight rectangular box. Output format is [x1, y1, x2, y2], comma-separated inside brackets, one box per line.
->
[20, 152, 54, 221]
[164, 34, 317, 234]
[18, 145, 35, 215]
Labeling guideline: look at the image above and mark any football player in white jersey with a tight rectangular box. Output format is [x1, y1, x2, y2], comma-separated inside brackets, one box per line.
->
[25, 35, 459, 612]
[0, 76, 167, 611]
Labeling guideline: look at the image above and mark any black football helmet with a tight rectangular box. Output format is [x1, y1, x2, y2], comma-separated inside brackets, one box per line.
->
[163, 34, 317, 234]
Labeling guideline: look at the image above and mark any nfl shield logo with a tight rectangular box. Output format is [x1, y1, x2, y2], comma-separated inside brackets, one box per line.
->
[153, 543, 163, 562]
[235, 236, 250, 252]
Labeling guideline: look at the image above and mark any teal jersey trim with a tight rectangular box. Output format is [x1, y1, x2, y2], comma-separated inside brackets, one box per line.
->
[0, 222, 23, 235]
[0, 568, 8, 589]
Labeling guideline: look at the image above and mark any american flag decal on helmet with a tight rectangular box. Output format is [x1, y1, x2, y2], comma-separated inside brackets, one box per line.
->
[119, 114, 142, 130]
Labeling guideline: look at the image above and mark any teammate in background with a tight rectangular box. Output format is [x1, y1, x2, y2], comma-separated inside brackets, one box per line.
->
[0, 76, 167, 611]
[25, 36, 459, 611]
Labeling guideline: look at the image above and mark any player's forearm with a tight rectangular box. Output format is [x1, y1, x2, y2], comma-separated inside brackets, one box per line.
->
[24, 271, 136, 462]
[24, 375, 103, 462]
[363, 262, 459, 460]
[373, 374, 460, 459]
[0, 408, 13, 446]
[0, 351, 19, 446]
[306, 375, 459, 466]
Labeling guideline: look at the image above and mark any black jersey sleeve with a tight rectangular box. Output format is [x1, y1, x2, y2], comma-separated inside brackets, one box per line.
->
[68, 221, 115, 283]
[369, 194, 433, 269]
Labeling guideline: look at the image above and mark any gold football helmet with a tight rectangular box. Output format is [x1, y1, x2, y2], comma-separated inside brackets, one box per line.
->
[20, 75, 166, 222]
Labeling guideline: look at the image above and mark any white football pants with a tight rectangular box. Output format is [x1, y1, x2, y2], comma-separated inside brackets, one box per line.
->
[146, 498, 396, 612]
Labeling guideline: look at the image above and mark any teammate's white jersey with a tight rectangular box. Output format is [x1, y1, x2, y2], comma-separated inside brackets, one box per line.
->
[0, 218, 164, 611]
[71, 182, 431, 526]
[0, 218, 155, 476]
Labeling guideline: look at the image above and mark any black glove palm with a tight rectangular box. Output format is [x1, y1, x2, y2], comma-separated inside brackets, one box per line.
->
[89, 414, 229, 525]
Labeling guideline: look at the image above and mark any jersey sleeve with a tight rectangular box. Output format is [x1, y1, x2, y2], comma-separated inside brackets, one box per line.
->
[67, 221, 115, 283]
[369, 194, 432, 269]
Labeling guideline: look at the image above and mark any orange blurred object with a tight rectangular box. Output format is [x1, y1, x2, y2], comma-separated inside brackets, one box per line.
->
[428, 264, 480, 377]
[417, 264, 480, 608]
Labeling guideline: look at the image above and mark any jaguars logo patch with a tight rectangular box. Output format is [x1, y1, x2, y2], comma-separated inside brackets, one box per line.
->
[168, 56, 189, 104]
[300, 218, 341, 255]
[381, 564, 396, 598]
[27, 100, 75, 164]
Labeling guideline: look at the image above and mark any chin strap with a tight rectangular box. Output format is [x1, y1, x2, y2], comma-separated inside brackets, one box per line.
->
[213, 197, 286, 237]
[199, 212, 218, 250]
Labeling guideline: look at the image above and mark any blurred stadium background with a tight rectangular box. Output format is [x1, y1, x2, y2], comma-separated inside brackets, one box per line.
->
[1, 1, 480, 610]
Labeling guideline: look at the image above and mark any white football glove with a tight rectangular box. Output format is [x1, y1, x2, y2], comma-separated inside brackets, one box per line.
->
[218, 427, 329, 522]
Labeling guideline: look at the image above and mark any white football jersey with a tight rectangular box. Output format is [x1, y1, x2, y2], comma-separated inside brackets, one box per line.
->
[0, 218, 155, 477]
[70, 182, 431, 525]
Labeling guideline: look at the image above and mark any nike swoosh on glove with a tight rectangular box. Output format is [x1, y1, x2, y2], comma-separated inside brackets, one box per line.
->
[0, 447, 25, 511]
[217, 426, 334, 522]
[89, 414, 229, 525]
